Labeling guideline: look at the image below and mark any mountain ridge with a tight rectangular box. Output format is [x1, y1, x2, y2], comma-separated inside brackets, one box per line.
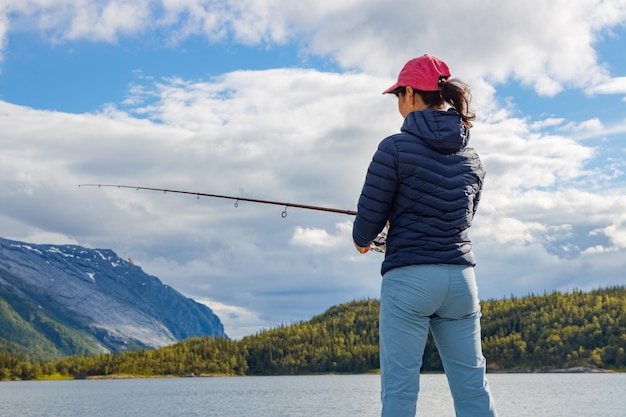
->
[0, 236, 226, 360]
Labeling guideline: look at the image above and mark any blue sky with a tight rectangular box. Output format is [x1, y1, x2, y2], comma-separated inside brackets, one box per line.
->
[1, 1, 626, 339]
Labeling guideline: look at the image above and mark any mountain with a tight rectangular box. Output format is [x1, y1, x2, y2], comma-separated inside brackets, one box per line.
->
[0, 237, 226, 361]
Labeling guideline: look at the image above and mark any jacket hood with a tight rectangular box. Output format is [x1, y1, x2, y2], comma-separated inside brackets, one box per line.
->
[401, 109, 469, 154]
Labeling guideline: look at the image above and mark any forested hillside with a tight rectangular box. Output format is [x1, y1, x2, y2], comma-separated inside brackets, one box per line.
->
[243, 299, 380, 375]
[481, 286, 625, 370]
[1, 286, 624, 380]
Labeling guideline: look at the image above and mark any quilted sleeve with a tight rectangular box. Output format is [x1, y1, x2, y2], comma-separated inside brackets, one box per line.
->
[352, 136, 399, 247]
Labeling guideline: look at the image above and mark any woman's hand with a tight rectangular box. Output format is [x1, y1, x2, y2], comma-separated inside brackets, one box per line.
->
[354, 241, 370, 254]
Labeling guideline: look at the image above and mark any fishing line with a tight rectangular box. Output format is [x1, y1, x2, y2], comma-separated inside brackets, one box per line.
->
[91, 189, 137, 264]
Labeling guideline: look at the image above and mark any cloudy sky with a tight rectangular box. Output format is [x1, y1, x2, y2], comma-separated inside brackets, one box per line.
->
[1, 0, 626, 339]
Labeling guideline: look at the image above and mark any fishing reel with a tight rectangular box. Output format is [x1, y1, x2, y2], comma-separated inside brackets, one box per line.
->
[369, 227, 388, 253]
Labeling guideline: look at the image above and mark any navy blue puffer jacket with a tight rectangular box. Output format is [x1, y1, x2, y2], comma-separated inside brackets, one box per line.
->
[352, 109, 485, 275]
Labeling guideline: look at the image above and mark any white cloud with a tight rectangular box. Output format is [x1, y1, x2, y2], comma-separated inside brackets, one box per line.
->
[587, 76, 626, 94]
[68, 1, 150, 41]
[474, 118, 595, 193]
[195, 297, 266, 340]
[562, 118, 604, 134]
[291, 221, 352, 251]
[601, 212, 626, 249]
[0, 8, 8, 66]
[2, 0, 626, 92]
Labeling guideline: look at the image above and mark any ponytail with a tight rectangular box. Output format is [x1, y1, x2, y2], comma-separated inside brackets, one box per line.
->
[418, 79, 476, 128]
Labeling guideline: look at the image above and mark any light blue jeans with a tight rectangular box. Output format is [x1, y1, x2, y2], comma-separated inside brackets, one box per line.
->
[379, 264, 498, 417]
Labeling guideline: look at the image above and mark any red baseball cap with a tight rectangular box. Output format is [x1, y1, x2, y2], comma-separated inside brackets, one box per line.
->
[382, 54, 451, 94]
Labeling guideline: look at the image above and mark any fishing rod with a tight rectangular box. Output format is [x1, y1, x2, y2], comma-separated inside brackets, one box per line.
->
[78, 183, 386, 252]
[78, 184, 358, 217]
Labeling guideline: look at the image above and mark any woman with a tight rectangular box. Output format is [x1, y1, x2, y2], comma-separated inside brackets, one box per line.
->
[353, 54, 498, 417]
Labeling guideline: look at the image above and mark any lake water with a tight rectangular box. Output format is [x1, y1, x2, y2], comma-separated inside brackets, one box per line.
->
[1, 373, 624, 416]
